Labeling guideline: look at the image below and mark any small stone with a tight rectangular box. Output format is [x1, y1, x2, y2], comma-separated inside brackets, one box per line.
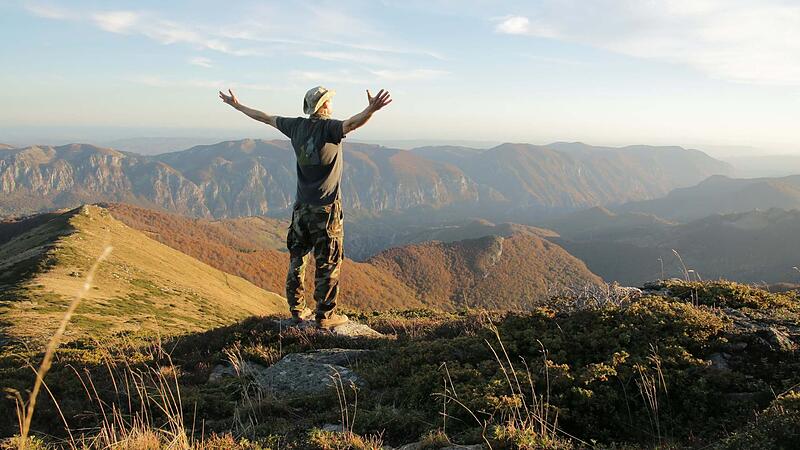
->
[726, 342, 748, 351]
[208, 360, 268, 383]
[321, 423, 341, 432]
[759, 327, 796, 352]
[707, 352, 731, 371]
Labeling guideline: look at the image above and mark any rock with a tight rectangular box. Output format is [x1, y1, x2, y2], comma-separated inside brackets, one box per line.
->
[208, 360, 268, 383]
[757, 327, 796, 352]
[397, 444, 485, 450]
[326, 320, 386, 338]
[724, 392, 760, 403]
[641, 280, 672, 297]
[612, 284, 643, 298]
[707, 352, 731, 371]
[320, 423, 341, 432]
[725, 341, 748, 351]
[255, 348, 370, 397]
[276, 318, 386, 339]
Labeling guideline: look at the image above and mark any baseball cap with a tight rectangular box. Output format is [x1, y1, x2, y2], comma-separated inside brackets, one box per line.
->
[303, 86, 336, 115]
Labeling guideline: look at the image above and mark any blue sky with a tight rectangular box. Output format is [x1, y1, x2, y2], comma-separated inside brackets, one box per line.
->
[2, 0, 800, 152]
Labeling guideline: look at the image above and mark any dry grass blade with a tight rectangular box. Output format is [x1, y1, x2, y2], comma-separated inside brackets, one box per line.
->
[17, 244, 113, 447]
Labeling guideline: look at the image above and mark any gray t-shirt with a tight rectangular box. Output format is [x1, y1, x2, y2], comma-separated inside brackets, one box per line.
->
[276, 116, 346, 205]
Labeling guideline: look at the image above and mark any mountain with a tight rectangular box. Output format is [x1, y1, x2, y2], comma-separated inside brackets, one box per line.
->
[0, 143, 211, 218]
[369, 232, 603, 309]
[0, 144, 13, 150]
[102, 203, 601, 310]
[541, 206, 674, 241]
[658, 208, 800, 283]
[0, 204, 287, 346]
[102, 202, 426, 311]
[100, 202, 288, 252]
[550, 207, 800, 285]
[155, 139, 486, 215]
[102, 137, 229, 155]
[0, 140, 484, 219]
[618, 174, 800, 221]
[344, 215, 557, 260]
[413, 142, 732, 219]
[1, 139, 730, 221]
[409, 145, 487, 162]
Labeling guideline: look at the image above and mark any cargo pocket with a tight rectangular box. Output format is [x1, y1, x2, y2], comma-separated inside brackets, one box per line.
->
[327, 233, 343, 265]
[287, 206, 306, 255]
[326, 200, 343, 237]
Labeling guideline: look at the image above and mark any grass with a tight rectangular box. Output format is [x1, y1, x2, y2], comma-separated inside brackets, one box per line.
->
[1, 242, 799, 449]
[0, 205, 288, 348]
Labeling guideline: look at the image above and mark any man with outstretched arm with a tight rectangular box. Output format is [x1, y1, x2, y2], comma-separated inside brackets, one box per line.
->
[219, 86, 392, 329]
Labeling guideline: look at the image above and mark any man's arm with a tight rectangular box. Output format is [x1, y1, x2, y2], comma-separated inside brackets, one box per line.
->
[219, 89, 277, 128]
[342, 89, 392, 134]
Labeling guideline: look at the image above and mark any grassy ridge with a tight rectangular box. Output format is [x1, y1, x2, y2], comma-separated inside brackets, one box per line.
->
[0, 205, 287, 347]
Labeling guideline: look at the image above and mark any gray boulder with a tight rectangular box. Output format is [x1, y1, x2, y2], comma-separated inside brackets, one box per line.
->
[210, 348, 371, 397]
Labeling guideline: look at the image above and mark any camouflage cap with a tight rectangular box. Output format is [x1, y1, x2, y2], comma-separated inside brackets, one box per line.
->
[303, 86, 336, 115]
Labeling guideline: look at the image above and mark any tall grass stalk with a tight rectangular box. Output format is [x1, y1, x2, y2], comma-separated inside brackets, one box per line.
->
[15, 244, 113, 448]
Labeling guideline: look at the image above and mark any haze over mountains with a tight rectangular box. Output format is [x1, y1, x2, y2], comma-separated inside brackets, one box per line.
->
[0, 140, 731, 221]
[617, 174, 800, 221]
[546, 206, 800, 286]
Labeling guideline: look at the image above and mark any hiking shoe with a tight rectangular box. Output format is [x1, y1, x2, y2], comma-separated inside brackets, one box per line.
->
[290, 307, 314, 325]
[316, 313, 349, 329]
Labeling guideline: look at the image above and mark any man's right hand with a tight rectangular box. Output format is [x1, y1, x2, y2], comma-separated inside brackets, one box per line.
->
[219, 89, 240, 108]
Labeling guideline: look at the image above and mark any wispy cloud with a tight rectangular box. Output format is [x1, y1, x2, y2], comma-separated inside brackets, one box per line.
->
[189, 56, 213, 68]
[126, 75, 279, 91]
[291, 70, 371, 85]
[301, 50, 390, 66]
[369, 68, 449, 81]
[26, 4, 260, 56]
[25, 3, 74, 20]
[493, 0, 800, 86]
[25, 2, 448, 84]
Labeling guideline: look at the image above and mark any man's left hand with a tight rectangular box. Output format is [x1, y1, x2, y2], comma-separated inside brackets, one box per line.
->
[366, 89, 392, 113]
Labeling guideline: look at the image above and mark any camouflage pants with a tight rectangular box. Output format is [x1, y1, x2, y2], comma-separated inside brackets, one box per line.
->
[285, 198, 344, 319]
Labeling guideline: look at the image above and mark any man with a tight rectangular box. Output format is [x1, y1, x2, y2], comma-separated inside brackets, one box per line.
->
[219, 86, 392, 329]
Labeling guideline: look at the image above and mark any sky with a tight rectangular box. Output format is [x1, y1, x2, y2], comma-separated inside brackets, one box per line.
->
[1, 0, 800, 153]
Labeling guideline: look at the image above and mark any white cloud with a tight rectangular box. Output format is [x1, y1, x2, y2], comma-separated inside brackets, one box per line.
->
[189, 56, 213, 68]
[493, 0, 800, 86]
[495, 16, 529, 35]
[91, 11, 140, 33]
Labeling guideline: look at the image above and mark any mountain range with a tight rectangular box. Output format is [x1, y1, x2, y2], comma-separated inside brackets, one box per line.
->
[617, 174, 800, 221]
[413, 142, 731, 214]
[0, 140, 731, 221]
